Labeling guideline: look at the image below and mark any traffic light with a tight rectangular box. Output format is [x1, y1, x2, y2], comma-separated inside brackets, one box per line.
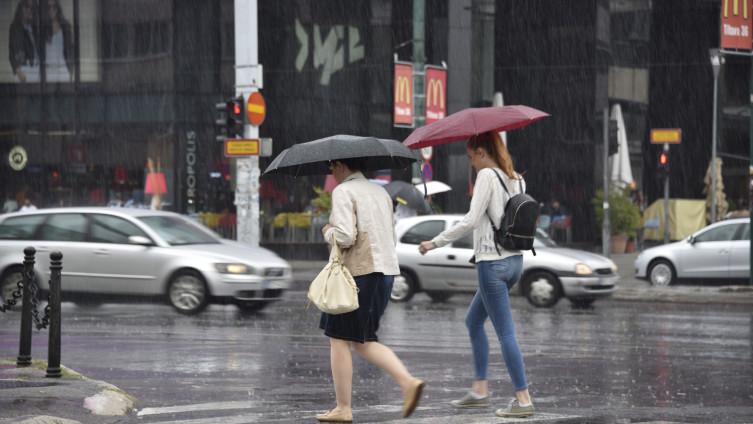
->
[607, 118, 619, 156]
[658, 150, 669, 176]
[214, 95, 245, 142]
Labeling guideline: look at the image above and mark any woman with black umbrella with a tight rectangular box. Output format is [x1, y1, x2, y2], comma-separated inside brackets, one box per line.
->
[315, 157, 424, 422]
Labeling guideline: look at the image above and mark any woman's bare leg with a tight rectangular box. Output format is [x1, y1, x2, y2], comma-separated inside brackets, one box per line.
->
[352, 341, 415, 392]
[330, 338, 353, 411]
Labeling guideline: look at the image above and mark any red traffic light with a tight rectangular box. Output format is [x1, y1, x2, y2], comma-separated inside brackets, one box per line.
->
[232, 102, 242, 116]
[659, 152, 668, 166]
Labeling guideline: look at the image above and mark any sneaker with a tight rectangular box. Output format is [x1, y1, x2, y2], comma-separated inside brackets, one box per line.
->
[450, 391, 490, 409]
[495, 398, 534, 418]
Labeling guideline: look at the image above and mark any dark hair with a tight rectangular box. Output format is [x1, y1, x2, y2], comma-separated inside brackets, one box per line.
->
[13, 0, 36, 26]
[337, 157, 366, 172]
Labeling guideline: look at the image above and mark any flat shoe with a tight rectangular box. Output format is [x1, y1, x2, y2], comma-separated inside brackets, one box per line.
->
[402, 378, 425, 418]
[315, 408, 353, 423]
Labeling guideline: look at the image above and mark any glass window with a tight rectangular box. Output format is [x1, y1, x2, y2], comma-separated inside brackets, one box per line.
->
[139, 216, 218, 245]
[734, 223, 750, 241]
[0, 215, 46, 240]
[37, 214, 88, 242]
[695, 224, 740, 243]
[90, 214, 149, 244]
[400, 220, 445, 245]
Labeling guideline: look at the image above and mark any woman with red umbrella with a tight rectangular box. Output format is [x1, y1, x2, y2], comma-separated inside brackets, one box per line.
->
[418, 131, 535, 418]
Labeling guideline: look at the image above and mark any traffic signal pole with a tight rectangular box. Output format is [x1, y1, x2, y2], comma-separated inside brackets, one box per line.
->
[662, 144, 670, 244]
[234, 0, 261, 246]
[602, 107, 611, 257]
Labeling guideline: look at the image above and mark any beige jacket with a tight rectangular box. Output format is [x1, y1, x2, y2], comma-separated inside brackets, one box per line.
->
[324, 172, 400, 276]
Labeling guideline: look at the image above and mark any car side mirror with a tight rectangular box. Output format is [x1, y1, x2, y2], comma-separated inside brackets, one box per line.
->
[128, 235, 153, 246]
[687, 235, 696, 245]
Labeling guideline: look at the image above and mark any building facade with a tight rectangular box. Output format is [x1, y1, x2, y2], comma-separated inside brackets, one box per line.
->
[0, 0, 747, 248]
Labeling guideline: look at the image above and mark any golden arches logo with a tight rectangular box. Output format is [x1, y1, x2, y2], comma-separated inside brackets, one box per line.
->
[724, 0, 749, 19]
[426, 78, 445, 109]
[395, 76, 411, 104]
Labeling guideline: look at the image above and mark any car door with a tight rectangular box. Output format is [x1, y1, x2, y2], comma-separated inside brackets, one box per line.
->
[442, 228, 477, 289]
[729, 223, 750, 279]
[34, 213, 91, 292]
[84, 213, 164, 295]
[679, 222, 740, 278]
[397, 219, 447, 290]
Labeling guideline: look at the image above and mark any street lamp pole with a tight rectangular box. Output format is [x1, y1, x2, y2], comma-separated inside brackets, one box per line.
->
[710, 48, 723, 224]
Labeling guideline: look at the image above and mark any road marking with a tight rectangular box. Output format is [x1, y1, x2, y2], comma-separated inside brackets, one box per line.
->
[373, 412, 583, 423]
[137, 400, 263, 416]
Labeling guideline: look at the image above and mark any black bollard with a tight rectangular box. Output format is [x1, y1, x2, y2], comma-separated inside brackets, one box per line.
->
[46, 252, 62, 378]
[16, 247, 36, 367]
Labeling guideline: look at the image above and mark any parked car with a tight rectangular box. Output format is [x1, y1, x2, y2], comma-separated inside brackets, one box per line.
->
[394, 215, 619, 307]
[635, 217, 749, 286]
[0, 208, 292, 314]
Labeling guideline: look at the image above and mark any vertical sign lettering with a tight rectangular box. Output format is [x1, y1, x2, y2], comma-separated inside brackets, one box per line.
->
[424, 66, 447, 125]
[721, 0, 752, 50]
[394, 62, 414, 126]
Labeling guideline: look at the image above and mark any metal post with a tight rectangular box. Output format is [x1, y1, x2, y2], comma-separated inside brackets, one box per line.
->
[16, 247, 35, 367]
[710, 49, 723, 223]
[602, 107, 611, 257]
[413, 0, 426, 129]
[46, 252, 62, 378]
[234, 0, 260, 246]
[663, 144, 670, 244]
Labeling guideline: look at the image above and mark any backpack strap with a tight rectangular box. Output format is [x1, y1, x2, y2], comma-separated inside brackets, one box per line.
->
[485, 169, 510, 256]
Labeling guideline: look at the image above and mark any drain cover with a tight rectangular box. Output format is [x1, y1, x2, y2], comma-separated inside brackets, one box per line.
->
[0, 379, 56, 390]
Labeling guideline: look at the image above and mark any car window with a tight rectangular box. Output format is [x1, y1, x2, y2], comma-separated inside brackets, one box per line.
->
[733, 223, 749, 241]
[90, 214, 150, 244]
[139, 215, 219, 245]
[0, 215, 46, 240]
[695, 223, 740, 243]
[37, 214, 88, 242]
[400, 220, 445, 245]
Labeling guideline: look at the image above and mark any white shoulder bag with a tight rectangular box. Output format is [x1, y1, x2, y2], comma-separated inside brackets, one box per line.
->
[307, 235, 359, 314]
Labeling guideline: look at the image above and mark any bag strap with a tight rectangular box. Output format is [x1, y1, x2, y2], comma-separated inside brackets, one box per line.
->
[328, 232, 343, 263]
[485, 169, 511, 230]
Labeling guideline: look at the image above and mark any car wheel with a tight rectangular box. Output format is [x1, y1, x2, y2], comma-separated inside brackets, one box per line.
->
[390, 270, 417, 302]
[648, 259, 675, 286]
[521, 271, 562, 308]
[426, 291, 452, 302]
[1, 267, 25, 310]
[569, 298, 595, 308]
[167, 270, 209, 315]
[235, 300, 269, 314]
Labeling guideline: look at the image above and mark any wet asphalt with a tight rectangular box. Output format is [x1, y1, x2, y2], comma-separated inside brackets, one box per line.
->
[1, 291, 752, 423]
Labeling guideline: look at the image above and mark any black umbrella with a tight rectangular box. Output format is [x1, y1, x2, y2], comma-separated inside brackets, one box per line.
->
[263, 135, 418, 176]
[384, 181, 432, 214]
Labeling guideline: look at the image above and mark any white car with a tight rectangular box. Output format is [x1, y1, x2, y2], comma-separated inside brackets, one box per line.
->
[635, 217, 750, 286]
[0, 208, 292, 314]
[394, 215, 619, 307]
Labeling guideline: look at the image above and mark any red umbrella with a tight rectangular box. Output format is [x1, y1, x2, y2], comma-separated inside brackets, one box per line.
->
[403, 105, 549, 149]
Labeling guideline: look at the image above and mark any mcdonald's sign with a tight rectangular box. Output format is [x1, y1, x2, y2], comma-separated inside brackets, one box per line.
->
[394, 62, 414, 126]
[424, 66, 447, 125]
[721, 0, 752, 50]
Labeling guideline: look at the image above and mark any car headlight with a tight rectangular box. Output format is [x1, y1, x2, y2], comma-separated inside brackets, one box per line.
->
[574, 263, 593, 275]
[215, 263, 255, 274]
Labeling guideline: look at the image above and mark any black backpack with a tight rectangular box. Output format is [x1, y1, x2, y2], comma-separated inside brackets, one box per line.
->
[486, 170, 540, 256]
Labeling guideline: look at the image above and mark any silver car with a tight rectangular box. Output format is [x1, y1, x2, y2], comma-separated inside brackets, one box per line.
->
[0, 208, 291, 314]
[393, 215, 619, 307]
[635, 217, 750, 286]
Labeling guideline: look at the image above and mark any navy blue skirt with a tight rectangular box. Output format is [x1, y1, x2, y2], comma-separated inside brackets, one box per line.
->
[319, 273, 394, 343]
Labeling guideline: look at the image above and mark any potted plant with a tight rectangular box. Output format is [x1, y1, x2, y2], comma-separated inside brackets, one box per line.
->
[592, 187, 642, 254]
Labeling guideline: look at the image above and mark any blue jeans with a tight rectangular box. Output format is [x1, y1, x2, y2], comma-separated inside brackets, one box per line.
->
[466, 256, 528, 390]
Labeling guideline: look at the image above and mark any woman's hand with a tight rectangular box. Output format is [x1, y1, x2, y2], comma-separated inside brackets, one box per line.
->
[321, 224, 332, 237]
[418, 241, 436, 255]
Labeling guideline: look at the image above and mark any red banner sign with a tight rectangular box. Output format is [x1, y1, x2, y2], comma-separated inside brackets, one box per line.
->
[721, 0, 752, 50]
[394, 62, 413, 126]
[424, 66, 447, 124]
